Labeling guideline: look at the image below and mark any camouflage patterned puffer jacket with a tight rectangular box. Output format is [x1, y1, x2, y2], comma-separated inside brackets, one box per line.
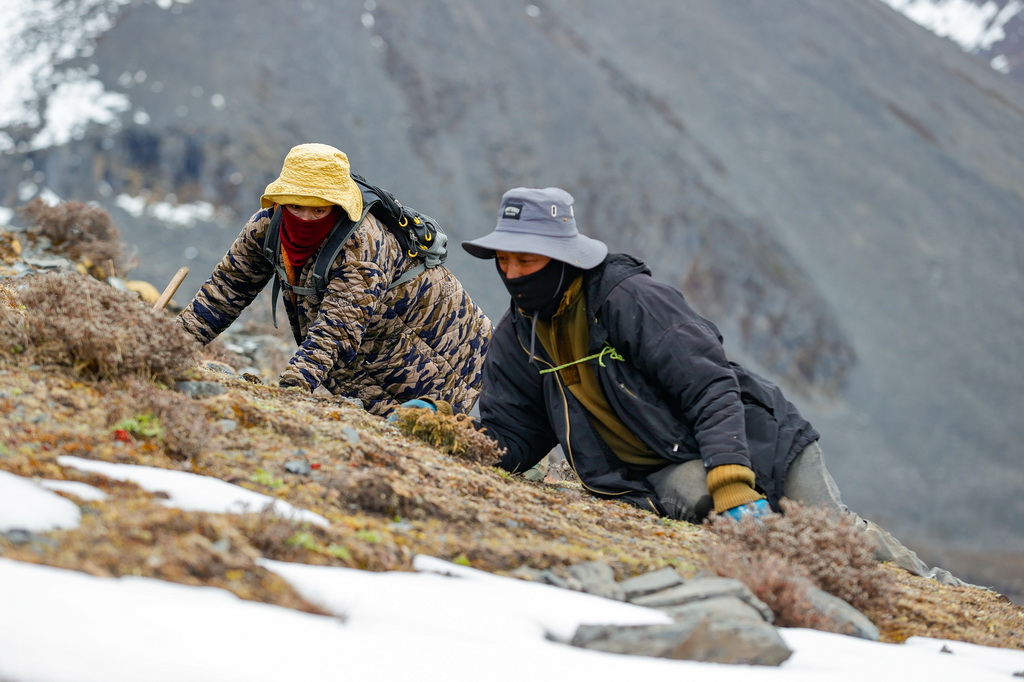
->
[178, 207, 492, 416]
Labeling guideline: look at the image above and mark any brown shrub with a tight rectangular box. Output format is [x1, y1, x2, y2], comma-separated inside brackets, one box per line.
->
[708, 500, 894, 614]
[340, 468, 443, 520]
[18, 198, 136, 278]
[709, 546, 833, 629]
[0, 270, 200, 382]
[390, 408, 506, 465]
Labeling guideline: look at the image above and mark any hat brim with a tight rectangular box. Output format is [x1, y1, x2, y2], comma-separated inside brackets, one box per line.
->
[462, 230, 608, 269]
[260, 181, 363, 222]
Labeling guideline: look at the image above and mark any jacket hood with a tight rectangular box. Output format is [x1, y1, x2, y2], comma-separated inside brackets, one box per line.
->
[585, 253, 651, 310]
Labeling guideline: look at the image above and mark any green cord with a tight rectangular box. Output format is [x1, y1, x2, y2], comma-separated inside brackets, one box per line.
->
[539, 344, 624, 374]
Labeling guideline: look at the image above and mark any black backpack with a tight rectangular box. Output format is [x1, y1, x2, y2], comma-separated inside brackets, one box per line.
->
[263, 174, 449, 331]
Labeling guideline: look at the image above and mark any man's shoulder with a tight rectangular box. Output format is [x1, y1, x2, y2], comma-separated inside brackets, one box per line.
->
[587, 253, 655, 304]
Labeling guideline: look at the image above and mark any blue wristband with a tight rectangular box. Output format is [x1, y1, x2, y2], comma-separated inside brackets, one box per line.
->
[723, 498, 771, 521]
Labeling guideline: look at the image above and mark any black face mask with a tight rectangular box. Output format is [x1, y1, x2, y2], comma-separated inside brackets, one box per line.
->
[497, 258, 582, 319]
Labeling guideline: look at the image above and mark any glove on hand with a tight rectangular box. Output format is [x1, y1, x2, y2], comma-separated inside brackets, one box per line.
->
[722, 498, 772, 521]
[386, 398, 437, 423]
[706, 463, 762, 514]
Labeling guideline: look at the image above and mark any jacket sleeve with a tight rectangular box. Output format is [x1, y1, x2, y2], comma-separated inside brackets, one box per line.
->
[177, 211, 274, 345]
[278, 217, 394, 391]
[601, 275, 752, 470]
[477, 316, 559, 473]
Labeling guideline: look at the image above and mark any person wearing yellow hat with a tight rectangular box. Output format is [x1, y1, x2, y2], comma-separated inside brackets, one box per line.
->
[177, 143, 492, 415]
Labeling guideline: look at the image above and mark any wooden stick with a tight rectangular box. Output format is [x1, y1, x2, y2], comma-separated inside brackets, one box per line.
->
[152, 266, 190, 311]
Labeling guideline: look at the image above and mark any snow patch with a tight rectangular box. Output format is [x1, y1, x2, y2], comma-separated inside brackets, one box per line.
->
[0, 471, 82, 533]
[56, 456, 330, 526]
[115, 194, 219, 229]
[878, 0, 1024, 52]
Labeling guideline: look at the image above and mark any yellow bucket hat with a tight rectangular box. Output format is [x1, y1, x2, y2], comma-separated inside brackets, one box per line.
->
[260, 143, 363, 222]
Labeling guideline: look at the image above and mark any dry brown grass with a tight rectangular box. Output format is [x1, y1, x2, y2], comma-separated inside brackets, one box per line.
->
[708, 500, 894, 613]
[1, 358, 1022, 649]
[17, 199, 135, 278]
[0, 271, 200, 382]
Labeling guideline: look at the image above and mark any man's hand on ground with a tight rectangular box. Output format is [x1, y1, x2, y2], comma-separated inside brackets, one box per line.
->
[386, 398, 436, 423]
[722, 498, 771, 521]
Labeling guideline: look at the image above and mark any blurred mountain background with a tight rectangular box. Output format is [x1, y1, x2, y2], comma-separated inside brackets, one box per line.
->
[1, 0, 1022, 598]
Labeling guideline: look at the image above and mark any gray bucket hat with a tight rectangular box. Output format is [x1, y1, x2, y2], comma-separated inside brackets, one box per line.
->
[462, 187, 608, 269]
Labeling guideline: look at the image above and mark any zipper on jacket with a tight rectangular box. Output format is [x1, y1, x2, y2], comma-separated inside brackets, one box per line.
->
[515, 327, 634, 499]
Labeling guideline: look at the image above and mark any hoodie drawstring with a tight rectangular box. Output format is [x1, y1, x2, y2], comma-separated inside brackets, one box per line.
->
[539, 344, 624, 375]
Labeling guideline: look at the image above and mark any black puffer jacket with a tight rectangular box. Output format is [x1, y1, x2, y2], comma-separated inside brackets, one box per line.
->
[479, 253, 819, 514]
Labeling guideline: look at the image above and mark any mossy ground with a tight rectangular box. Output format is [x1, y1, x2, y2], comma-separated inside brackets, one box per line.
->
[1, 360, 1022, 649]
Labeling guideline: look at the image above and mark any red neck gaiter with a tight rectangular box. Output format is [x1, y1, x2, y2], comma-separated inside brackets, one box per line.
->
[279, 206, 339, 268]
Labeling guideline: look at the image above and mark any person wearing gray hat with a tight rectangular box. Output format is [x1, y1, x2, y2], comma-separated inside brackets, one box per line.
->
[405, 186, 960, 583]
[461, 186, 793, 522]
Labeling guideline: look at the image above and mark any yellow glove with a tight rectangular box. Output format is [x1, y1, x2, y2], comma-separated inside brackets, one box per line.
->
[706, 464, 764, 514]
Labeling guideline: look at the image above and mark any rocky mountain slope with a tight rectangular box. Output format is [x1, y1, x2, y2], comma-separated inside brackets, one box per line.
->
[1, 0, 1022, 590]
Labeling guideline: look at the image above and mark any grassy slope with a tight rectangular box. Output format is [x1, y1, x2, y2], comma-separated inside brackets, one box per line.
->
[1, 358, 1022, 650]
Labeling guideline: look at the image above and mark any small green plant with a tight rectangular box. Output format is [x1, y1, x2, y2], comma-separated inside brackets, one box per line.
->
[356, 529, 381, 544]
[327, 544, 352, 560]
[251, 468, 284, 489]
[286, 531, 318, 551]
[113, 413, 163, 439]
[453, 554, 472, 567]
[390, 408, 506, 464]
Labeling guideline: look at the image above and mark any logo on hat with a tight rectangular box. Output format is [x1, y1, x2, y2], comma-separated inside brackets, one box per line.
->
[503, 202, 523, 220]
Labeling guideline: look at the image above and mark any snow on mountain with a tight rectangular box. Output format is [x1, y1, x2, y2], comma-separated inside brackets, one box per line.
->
[2, 0, 1020, 160]
[878, 0, 1024, 73]
[0, 0, 192, 153]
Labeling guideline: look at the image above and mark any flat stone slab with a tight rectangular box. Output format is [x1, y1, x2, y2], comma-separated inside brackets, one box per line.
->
[572, 618, 792, 666]
[662, 595, 771, 625]
[618, 566, 685, 600]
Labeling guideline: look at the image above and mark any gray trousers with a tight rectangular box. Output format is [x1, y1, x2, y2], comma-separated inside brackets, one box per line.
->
[648, 442, 961, 584]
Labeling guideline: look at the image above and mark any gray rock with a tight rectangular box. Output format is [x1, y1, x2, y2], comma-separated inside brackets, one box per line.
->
[671, 618, 793, 666]
[175, 381, 227, 398]
[567, 561, 625, 601]
[662, 595, 771, 625]
[508, 565, 573, 590]
[202, 361, 237, 376]
[803, 585, 880, 641]
[284, 459, 312, 476]
[631, 576, 772, 622]
[572, 618, 792, 666]
[618, 566, 685, 600]
[215, 419, 237, 433]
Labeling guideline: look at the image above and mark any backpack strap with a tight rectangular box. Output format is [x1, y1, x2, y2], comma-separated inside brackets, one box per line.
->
[264, 206, 361, 332]
[263, 180, 444, 333]
[388, 262, 427, 290]
[310, 200, 426, 292]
